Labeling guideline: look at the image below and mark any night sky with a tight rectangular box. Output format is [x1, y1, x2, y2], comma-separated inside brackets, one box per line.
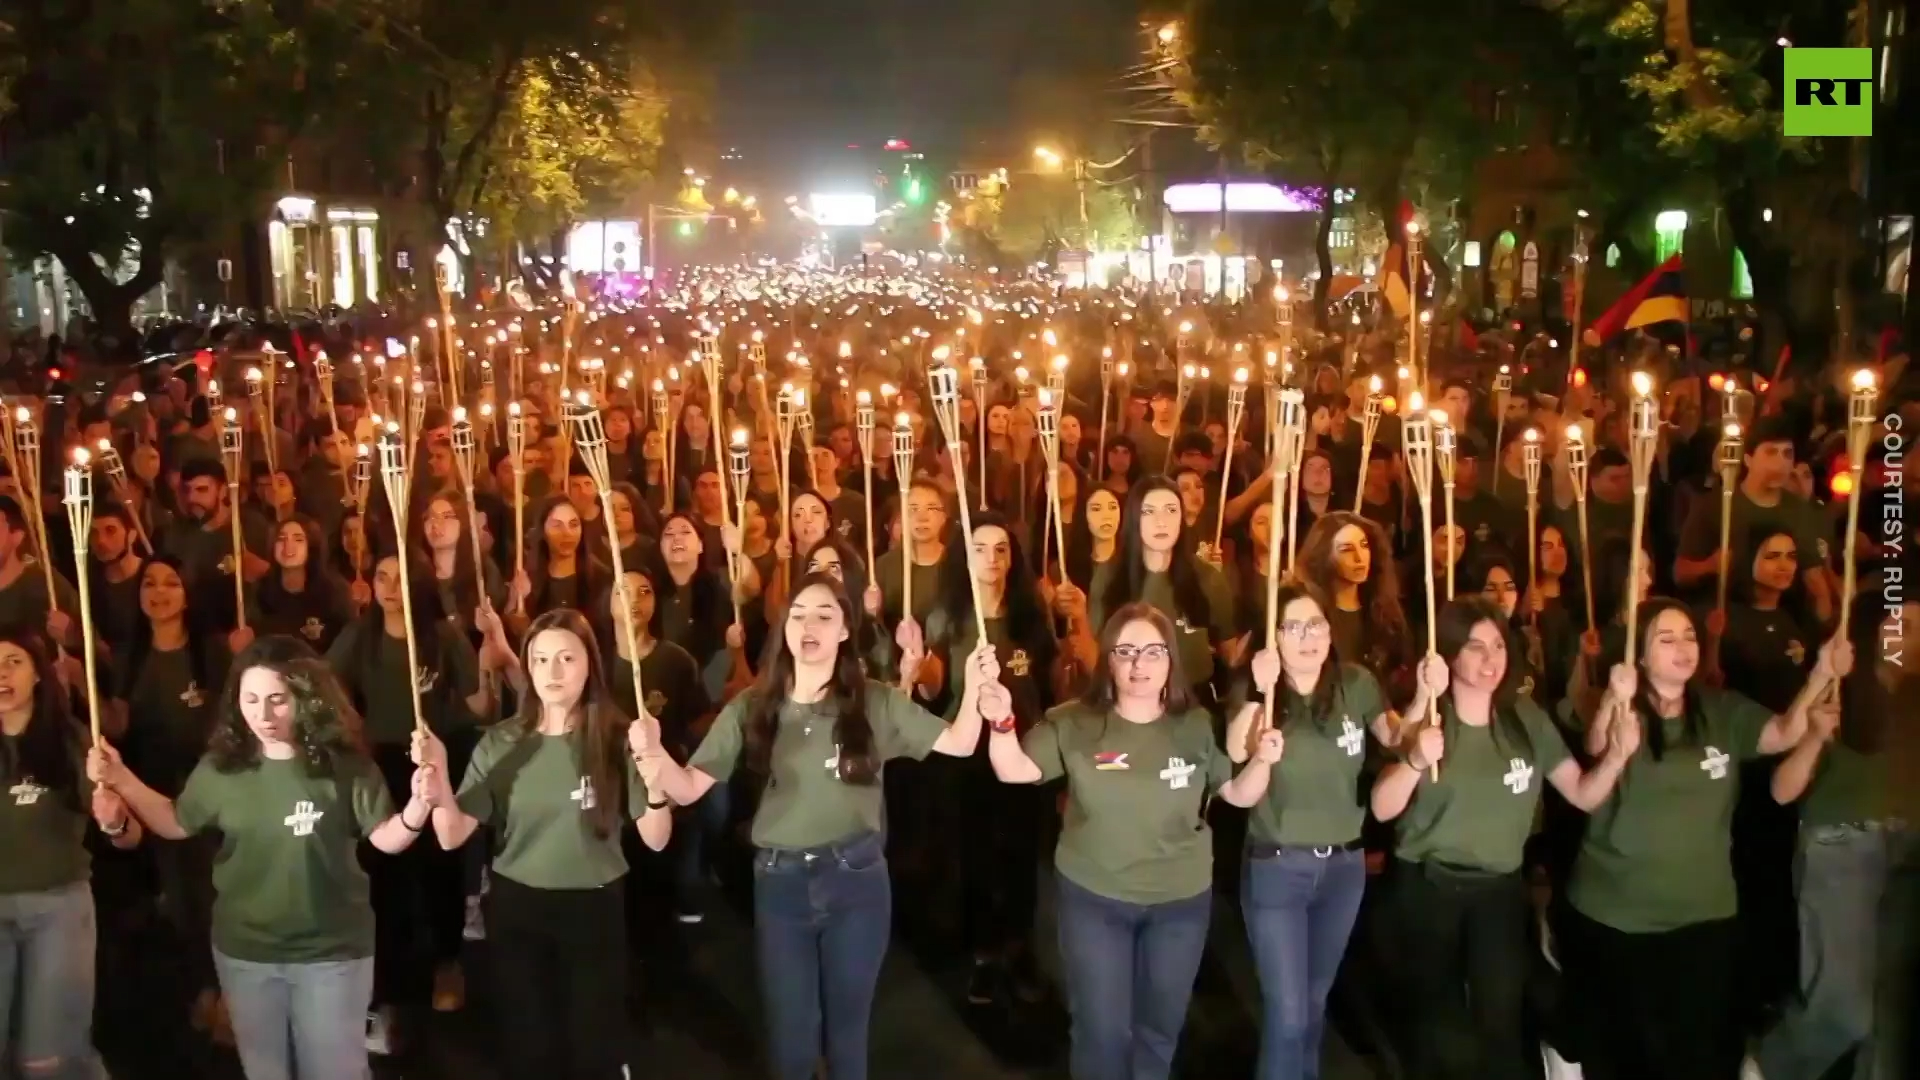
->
[715, 0, 1140, 165]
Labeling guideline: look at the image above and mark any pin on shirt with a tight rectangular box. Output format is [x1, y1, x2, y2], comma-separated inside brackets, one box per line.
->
[1160, 757, 1196, 790]
[10, 779, 47, 806]
[1093, 751, 1130, 771]
[1337, 719, 1364, 757]
[572, 777, 597, 811]
[1504, 758, 1534, 794]
[180, 682, 206, 709]
[1701, 747, 1730, 780]
[284, 800, 324, 836]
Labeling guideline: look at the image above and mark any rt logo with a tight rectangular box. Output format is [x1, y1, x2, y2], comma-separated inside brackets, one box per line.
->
[1784, 48, 1875, 136]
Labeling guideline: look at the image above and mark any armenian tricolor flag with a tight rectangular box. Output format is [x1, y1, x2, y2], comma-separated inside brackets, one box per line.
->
[1582, 255, 1687, 346]
[1093, 752, 1130, 771]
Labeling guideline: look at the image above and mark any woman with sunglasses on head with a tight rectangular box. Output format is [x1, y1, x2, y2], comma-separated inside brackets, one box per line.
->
[1559, 598, 1850, 1080]
[647, 573, 998, 1080]
[987, 601, 1281, 1080]
[1372, 596, 1636, 1080]
[416, 609, 669, 1080]
[3, 627, 132, 1080]
[1223, 582, 1422, 1080]
[1092, 477, 1237, 694]
[90, 635, 438, 1080]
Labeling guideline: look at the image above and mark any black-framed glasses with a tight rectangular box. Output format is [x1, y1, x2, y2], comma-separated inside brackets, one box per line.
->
[1278, 617, 1332, 641]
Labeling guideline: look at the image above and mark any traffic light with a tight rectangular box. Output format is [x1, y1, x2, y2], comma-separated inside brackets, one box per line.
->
[678, 221, 695, 237]
[905, 177, 925, 204]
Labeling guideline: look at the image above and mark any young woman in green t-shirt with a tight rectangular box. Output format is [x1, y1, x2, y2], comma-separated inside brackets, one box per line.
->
[92, 634, 435, 1080]
[1559, 598, 1849, 1080]
[1372, 597, 1635, 1080]
[419, 608, 669, 1080]
[4, 628, 133, 1080]
[987, 601, 1282, 1080]
[649, 573, 995, 1080]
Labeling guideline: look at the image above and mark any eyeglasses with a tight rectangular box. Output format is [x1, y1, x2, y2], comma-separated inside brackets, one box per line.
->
[1111, 643, 1171, 664]
[1278, 617, 1332, 641]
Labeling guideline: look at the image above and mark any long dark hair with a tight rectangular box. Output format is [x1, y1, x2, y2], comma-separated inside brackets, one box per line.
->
[0, 628, 84, 807]
[514, 609, 630, 836]
[743, 573, 879, 785]
[937, 510, 1058, 694]
[650, 511, 727, 662]
[1065, 481, 1120, 590]
[1434, 597, 1534, 761]
[346, 551, 449, 707]
[1101, 477, 1213, 635]
[1296, 511, 1409, 674]
[1730, 522, 1813, 628]
[1627, 597, 1707, 761]
[207, 635, 368, 777]
[410, 490, 486, 626]
[1080, 602, 1198, 716]
[120, 554, 216, 704]
[1260, 581, 1344, 732]
[259, 515, 350, 615]
[526, 495, 609, 617]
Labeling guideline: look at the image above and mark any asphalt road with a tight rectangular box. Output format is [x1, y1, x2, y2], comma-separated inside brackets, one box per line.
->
[94, 849, 1388, 1080]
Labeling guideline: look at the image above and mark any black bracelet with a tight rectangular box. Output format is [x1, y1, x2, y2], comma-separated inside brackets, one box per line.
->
[646, 796, 670, 810]
[400, 811, 426, 832]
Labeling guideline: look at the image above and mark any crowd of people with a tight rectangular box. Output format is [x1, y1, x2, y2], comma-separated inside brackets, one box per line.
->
[0, 266, 1914, 1080]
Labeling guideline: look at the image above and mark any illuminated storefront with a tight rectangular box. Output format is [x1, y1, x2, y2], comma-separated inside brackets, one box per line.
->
[268, 195, 382, 310]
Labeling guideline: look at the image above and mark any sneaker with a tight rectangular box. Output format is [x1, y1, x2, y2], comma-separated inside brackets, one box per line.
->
[964, 959, 999, 1006]
[463, 894, 486, 941]
[365, 1009, 395, 1057]
[432, 961, 466, 1012]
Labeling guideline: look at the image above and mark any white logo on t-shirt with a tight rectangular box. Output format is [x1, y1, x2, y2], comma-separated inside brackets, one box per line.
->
[1338, 719, 1364, 757]
[284, 801, 324, 836]
[1701, 747, 1730, 781]
[180, 682, 206, 709]
[1504, 758, 1534, 794]
[10, 779, 46, 806]
[1160, 757, 1196, 790]
[571, 777, 597, 811]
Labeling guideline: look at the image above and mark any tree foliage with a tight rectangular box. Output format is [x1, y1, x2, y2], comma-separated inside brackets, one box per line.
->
[0, 0, 386, 340]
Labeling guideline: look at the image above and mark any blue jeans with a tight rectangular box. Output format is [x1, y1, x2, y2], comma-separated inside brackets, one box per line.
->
[1241, 846, 1368, 1080]
[212, 950, 374, 1080]
[1056, 875, 1213, 1080]
[0, 882, 105, 1080]
[752, 832, 892, 1080]
[1756, 824, 1919, 1080]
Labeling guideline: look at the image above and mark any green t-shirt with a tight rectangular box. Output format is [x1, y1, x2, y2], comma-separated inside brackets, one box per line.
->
[177, 755, 393, 962]
[119, 644, 227, 796]
[1800, 741, 1888, 829]
[0, 562, 81, 645]
[689, 681, 947, 850]
[1394, 697, 1572, 874]
[1025, 701, 1233, 905]
[1568, 688, 1774, 932]
[1246, 665, 1384, 848]
[456, 726, 647, 890]
[1088, 563, 1235, 685]
[1677, 489, 1827, 603]
[0, 729, 90, 895]
[876, 548, 945, 629]
[326, 620, 481, 745]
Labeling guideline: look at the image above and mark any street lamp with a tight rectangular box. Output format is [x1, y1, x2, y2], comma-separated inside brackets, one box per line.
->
[1157, 21, 1179, 43]
[1033, 146, 1064, 170]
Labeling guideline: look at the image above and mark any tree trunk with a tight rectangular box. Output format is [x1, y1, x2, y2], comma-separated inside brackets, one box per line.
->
[1313, 201, 1335, 331]
[47, 227, 166, 358]
[1663, 0, 1722, 110]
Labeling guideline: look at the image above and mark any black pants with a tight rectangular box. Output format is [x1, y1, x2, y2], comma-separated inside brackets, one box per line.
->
[367, 740, 468, 1008]
[1387, 861, 1536, 1080]
[488, 873, 631, 1080]
[956, 764, 1043, 957]
[1560, 907, 1742, 1080]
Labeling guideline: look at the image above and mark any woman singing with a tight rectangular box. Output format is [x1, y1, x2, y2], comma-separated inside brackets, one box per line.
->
[649, 574, 995, 1080]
